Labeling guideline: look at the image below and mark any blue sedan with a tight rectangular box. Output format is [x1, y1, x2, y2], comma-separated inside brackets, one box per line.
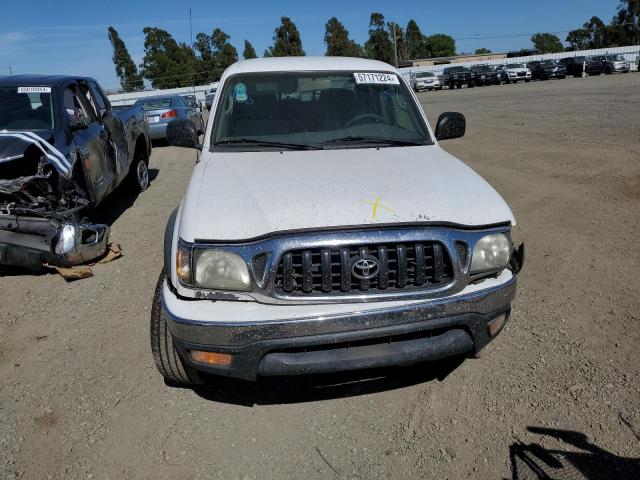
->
[135, 95, 204, 141]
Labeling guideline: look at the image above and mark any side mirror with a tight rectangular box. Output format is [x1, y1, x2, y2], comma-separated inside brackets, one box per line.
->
[435, 112, 466, 141]
[166, 119, 201, 149]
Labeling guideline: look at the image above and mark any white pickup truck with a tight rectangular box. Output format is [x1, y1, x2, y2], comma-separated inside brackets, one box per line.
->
[153, 57, 524, 384]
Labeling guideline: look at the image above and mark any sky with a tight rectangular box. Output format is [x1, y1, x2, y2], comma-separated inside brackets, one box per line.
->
[0, 0, 623, 90]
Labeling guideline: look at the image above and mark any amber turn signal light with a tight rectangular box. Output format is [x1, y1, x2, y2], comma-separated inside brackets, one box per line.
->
[488, 312, 507, 337]
[190, 350, 233, 366]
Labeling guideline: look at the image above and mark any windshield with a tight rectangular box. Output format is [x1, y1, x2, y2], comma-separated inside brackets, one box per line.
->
[475, 66, 493, 72]
[0, 86, 55, 130]
[136, 97, 172, 110]
[608, 55, 625, 61]
[210, 71, 431, 151]
[542, 60, 558, 66]
[507, 64, 525, 69]
[416, 72, 434, 78]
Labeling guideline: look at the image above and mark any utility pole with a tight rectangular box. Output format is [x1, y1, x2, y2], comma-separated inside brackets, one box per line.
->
[392, 23, 398, 68]
[8, 66, 13, 76]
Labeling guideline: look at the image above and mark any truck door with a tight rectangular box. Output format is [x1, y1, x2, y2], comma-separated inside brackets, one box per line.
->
[66, 82, 115, 205]
[88, 80, 129, 181]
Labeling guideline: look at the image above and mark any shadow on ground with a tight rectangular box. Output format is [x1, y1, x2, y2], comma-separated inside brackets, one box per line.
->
[510, 426, 640, 480]
[93, 168, 159, 226]
[177, 356, 467, 407]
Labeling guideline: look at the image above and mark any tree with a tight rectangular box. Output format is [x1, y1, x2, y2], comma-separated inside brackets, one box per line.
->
[265, 17, 305, 57]
[474, 48, 492, 54]
[531, 33, 564, 53]
[609, 1, 640, 46]
[565, 28, 591, 50]
[566, 16, 612, 50]
[107, 26, 143, 92]
[388, 22, 408, 63]
[141, 27, 196, 88]
[193, 32, 213, 81]
[324, 17, 363, 57]
[193, 28, 238, 83]
[211, 28, 238, 69]
[364, 12, 394, 64]
[405, 19, 426, 59]
[243, 40, 257, 59]
[424, 34, 456, 57]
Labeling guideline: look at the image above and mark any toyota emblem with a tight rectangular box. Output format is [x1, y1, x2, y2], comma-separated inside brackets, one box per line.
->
[350, 256, 380, 280]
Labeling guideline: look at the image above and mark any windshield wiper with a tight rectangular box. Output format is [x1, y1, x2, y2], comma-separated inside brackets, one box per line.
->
[317, 136, 426, 147]
[213, 138, 320, 150]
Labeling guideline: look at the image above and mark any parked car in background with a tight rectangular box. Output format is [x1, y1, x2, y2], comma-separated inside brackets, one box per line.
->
[152, 56, 524, 384]
[526, 60, 567, 80]
[204, 86, 217, 110]
[180, 94, 201, 110]
[135, 94, 204, 141]
[470, 65, 500, 86]
[411, 71, 441, 91]
[0, 75, 151, 270]
[595, 55, 631, 74]
[442, 66, 475, 89]
[503, 63, 532, 84]
[495, 65, 508, 83]
[558, 56, 603, 77]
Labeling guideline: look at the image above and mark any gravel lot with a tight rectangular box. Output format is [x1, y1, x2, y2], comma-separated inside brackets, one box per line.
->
[1, 72, 639, 479]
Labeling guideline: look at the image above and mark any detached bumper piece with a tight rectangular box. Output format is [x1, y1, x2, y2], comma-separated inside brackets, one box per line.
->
[0, 215, 109, 270]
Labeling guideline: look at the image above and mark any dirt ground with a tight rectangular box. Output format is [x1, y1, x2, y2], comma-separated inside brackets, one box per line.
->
[1, 72, 639, 479]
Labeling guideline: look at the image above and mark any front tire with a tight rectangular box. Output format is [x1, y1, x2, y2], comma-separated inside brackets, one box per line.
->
[150, 271, 203, 385]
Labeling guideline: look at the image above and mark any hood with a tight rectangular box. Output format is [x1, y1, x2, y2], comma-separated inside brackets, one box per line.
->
[0, 130, 71, 177]
[179, 146, 516, 241]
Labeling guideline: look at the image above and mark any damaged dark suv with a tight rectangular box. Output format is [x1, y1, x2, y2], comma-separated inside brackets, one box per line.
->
[0, 75, 152, 271]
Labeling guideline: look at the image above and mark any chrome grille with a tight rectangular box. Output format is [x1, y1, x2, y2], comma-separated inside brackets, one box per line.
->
[275, 242, 454, 296]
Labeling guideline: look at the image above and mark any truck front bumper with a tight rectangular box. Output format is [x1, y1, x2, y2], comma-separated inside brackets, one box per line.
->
[0, 216, 109, 270]
[162, 270, 518, 381]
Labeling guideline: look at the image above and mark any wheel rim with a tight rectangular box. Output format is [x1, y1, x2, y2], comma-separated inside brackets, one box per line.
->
[137, 160, 149, 189]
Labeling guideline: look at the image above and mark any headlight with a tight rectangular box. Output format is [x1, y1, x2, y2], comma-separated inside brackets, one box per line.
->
[193, 249, 251, 290]
[176, 243, 251, 291]
[470, 233, 511, 273]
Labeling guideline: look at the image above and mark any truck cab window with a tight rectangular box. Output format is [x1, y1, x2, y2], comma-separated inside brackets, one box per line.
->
[63, 86, 93, 125]
[78, 84, 100, 121]
[88, 81, 107, 117]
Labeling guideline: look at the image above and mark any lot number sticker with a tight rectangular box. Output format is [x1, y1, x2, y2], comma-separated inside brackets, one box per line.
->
[353, 73, 400, 85]
[18, 86, 51, 93]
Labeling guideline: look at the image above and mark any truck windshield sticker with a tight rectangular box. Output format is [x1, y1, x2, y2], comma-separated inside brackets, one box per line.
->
[353, 73, 400, 85]
[17, 86, 52, 93]
[234, 83, 248, 103]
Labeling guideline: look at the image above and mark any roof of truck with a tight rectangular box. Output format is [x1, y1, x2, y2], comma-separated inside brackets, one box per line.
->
[222, 56, 397, 77]
[0, 74, 95, 87]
